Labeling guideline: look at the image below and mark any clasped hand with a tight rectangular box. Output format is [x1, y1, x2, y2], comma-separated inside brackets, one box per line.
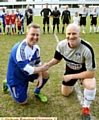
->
[41, 63, 49, 71]
[63, 74, 73, 82]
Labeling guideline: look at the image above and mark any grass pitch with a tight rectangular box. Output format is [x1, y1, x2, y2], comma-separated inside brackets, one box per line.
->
[0, 16, 99, 120]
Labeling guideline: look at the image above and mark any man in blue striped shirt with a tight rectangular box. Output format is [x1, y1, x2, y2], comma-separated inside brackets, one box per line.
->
[3, 22, 49, 104]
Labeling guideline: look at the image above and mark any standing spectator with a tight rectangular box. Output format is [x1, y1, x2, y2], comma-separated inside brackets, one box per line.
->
[10, 10, 16, 35]
[17, 15, 22, 35]
[25, 5, 34, 26]
[72, 12, 80, 26]
[79, 6, 88, 34]
[89, 7, 98, 34]
[4, 11, 11, 35]
[51, 6, 61, 33]
[16, 9, 24, 34]
[40, 3, 52, 34]
[61, 5, 71, 34]
[0, 18, 2, 34]
[0, 8, 6, 35]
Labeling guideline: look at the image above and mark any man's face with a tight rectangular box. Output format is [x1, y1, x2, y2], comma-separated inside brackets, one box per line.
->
[2, 8, 5, 12]
[26, 27, 40, 48]
[82, 7, 86, 12]
[66, 6, 68, 10]
[66, 26, 80, 48]
[94, 7, 97, 12]
[46, 4, 48, 8]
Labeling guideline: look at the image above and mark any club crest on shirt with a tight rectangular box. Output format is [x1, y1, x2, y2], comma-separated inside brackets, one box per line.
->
[75, 52, 81, 56]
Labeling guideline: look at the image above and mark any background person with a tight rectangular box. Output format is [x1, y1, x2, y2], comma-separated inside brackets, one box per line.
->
[61, 5, 71, 34]
[4, 11, 11, 35]
[40, 3, 52, 34]
[10, 10, 16, 35]
[72, 12, 80, 26]
[47, 24, 96, 120]
[89, 7, 98, 34]
[51, 6, 61, 33]
[17, 15, 22, 35]
[0, 8, 6, 35]
[79, 6, 88, 34]
[16, 8, 24, 34]
[25, 5, 34, 26]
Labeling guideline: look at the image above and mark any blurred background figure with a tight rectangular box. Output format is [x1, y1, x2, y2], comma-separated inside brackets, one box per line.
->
[51, 6, 61, 34]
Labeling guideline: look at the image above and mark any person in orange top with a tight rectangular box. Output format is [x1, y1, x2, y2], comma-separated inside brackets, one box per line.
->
[4, 11, 11, 35]
[10, 10, 16, 34]
[17, 15, 22, 35]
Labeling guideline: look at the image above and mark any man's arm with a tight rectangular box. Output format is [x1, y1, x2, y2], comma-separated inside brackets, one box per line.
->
[63, 70, 95, 82]
[61, 11, 64, 20]
[36, 71, 43, 88]
[47, 58, 61, 67]
[40, 9, 44, 16]
[33, 63, 49, 74]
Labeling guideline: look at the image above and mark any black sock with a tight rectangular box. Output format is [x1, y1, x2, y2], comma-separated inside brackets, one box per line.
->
[47, 26, 49, 33]
[62, 27, 64, 34]
[43, 27, 45, 33]
[53, 26, 55, 33]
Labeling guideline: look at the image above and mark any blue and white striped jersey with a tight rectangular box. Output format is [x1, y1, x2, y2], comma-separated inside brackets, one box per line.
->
[7, 39, 42, 86]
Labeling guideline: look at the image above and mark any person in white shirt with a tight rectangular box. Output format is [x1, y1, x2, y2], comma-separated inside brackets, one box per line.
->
[72, 12, 80, 26]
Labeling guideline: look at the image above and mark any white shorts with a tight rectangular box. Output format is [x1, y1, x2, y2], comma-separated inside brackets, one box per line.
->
[11, 24, 15, 28]
[6, 25, 10, 28]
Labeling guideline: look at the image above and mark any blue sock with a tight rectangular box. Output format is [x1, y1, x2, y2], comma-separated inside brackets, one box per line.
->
[34, 77, 49, 94]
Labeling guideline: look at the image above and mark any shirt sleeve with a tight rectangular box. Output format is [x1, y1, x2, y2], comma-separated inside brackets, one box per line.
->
[84, 48, 96, 70]
[54, 44, 63, 60]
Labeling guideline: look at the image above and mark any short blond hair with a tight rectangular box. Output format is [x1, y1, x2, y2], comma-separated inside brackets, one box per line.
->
[27, 22, 40, 32]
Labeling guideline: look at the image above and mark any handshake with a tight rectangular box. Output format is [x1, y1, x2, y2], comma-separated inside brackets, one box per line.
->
[41, 63, 50, 71]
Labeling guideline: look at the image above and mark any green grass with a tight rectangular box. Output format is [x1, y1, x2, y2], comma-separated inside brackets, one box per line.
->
[0, 16, 99, 120]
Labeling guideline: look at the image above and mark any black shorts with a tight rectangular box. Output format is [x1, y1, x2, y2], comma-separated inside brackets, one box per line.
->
[27, 19, 33, 26]
[18, 26, 21, 31]
[43, 17, 49, 24]
[80, 19, 86, 26]
[62, 65, 86, 86]
[62, 19, 69, 25]
[53, 18, 60, 25]
[91, 19, 97, 25]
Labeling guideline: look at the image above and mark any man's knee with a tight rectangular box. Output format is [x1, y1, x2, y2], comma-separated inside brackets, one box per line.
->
[42, 71, 49, 78]
[82, 78, 96, 90]
[61, 85, 73, 96]
[17, 98, 28, 105]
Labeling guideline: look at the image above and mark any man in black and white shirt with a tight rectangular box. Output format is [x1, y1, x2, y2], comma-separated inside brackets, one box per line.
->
[47, 24, 96, 120]
[89, 7, 98, 34]
[79, 6, 88, 34]
[25, 5, 34, 26]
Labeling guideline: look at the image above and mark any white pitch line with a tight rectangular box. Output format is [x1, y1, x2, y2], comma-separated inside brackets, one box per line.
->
[50, 23, 59, 43]
[50, 23, 96, 120]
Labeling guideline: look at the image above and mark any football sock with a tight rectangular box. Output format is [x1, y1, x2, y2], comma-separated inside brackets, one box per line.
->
[43, 26, 45, 33]
[53, 26, 55, 33]
[47, 26, 49, 33]
[94, 26, 96, 33]
[57, 25, 59, 33]
[83, 88, 96, 108]
[34, 77, 49, 94]
[90, 26, 92, 33]
[62, 27, 64, 33]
